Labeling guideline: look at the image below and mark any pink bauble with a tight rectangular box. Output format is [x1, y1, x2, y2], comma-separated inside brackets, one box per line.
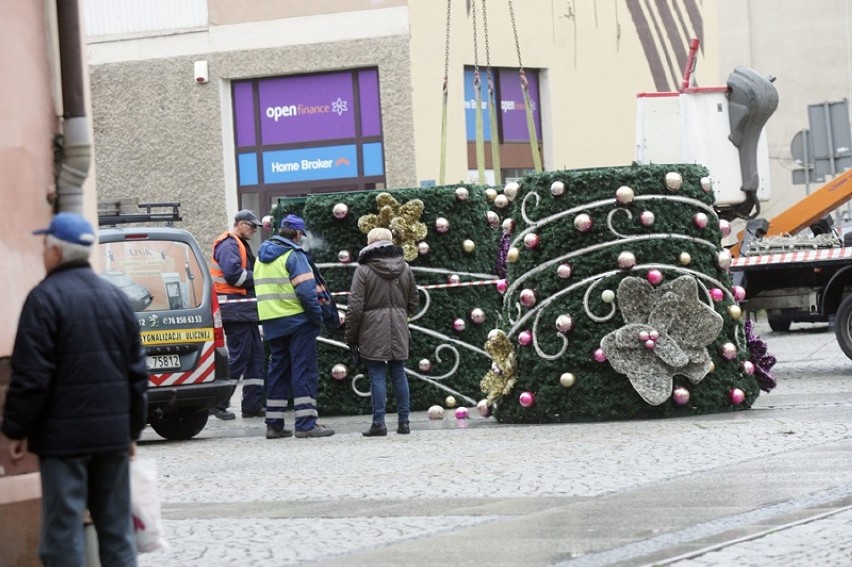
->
[672, 387, 690, 405]
[718, 249, 733, 270]
[729, 388, 746, 405]
[593, 348, 607, 362]
[496, 279, 508, 294]
[470, 308, 486, 325]
[644, 339, 656, 349]
[639, 211, 655, 226]
[693, 212, 708, 229]
[455, 407, 469, 420]
[494, 194, 509, 209]
[618, 251, 636, 270]
[555, 314, 574, 333]
[435, 217, 450, 233]
[448, 274, 461, 285]
[338, 250, 352, 263]
[574, 213, 593, 232]
[332, 203, 349, 219]
[477, 399, 492, 417]
[649, 329, 660, 340]
[700, 176, 714, 192]
[520, 289, 537, 308]
[331, 364, 348, 380]
[639, 330, 650, 342]
[523, 233, 540, 249]
[502, 218, 515, 233]
[518, 330, 533, 346]
[557, 263, 573, 278]
[550, 181, 566, 196]
[518, 391, 535, 408]
[419, 359, 432, 372]
[710, 288, 724, 302]
[486, 211, 500, 227]
[720, 342, 737, 360]
[452, 318, 466, 332]
[733, 285, 746, 302]
[418, 241, 430, 256]
[647, 270, 663, 285]
[455, 187, 470, 201]
[742, 360, 755, 375]
[719, 219, 732, 237]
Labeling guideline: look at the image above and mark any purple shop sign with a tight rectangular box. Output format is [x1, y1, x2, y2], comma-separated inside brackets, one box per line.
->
[258, 72, 356, 145]
[233, 81, 257, 148]
[498, 68, 541, 142]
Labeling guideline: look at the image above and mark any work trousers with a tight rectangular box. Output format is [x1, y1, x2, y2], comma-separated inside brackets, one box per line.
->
[266, 322, 321, 432]
[217, 321, 265, 412]
[39, 453, 137, 567]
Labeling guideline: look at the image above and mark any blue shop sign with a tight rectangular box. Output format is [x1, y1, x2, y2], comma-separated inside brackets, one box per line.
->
[263, 145, 359, 183]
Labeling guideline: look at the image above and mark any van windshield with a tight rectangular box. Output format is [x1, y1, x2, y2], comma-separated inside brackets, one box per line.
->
[96, 240, 205, 312]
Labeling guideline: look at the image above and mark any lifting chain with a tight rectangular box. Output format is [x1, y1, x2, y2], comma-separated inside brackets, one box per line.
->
[508, 0, 524, 72]
[480, 0, 502, 185]
[443, 0, 452, 93]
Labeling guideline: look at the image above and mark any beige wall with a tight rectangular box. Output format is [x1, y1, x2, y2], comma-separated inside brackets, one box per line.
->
[0, 0, 57, 355]
[409, 0, 723, 185]
[719, 0, 852, 221]
[209, 0, 406, 25]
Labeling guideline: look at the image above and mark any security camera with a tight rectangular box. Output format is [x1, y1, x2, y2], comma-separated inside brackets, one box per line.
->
[194, 61, 208, 84]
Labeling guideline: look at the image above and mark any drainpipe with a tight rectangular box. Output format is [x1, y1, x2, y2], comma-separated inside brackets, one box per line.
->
[55, 0, 92, 214]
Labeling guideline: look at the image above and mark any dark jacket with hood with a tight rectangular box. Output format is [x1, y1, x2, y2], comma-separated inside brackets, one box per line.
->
[345, 241, 419, 361]
[2, 261, 148, 457]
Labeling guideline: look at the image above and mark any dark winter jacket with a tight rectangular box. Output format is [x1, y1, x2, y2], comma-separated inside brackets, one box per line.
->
[345, 241, 419, 361]
[1, 262, 148, 457]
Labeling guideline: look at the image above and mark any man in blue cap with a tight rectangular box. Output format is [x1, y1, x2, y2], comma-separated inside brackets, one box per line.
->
[1, 212, 148, 565]
[255, 214, 334, 438]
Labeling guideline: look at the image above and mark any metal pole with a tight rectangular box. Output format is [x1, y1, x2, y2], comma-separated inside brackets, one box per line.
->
[802, 128, 811, 195]
[824, 102, 837, 177]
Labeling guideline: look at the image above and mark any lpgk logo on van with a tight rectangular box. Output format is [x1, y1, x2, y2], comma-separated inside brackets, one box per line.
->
[265, 96, 349, 122]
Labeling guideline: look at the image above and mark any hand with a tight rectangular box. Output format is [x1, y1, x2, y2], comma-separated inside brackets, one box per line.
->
[1, 432, 27, 462]
[129, 441, 138, 458]
[348, 344, 360, 367]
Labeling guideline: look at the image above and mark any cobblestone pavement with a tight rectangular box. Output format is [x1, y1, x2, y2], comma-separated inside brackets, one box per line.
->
[136, 320, 852, 566]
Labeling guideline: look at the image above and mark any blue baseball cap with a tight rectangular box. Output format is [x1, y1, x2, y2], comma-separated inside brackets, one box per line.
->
[280, 214, 306, 232]
[33, 212, 96, 246]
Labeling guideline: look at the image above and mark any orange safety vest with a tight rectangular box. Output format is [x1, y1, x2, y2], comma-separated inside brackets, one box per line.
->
[210, 231, 248, 296]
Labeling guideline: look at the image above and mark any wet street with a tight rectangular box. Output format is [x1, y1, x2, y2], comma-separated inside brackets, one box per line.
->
[137, 318, 852, 566]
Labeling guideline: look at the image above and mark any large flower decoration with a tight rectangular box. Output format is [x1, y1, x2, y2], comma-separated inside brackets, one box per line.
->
[357, 192, 427, 261]
[480, 329, 518, 405]
[744, 319, 777, 392]
[601, 275, 724, 405]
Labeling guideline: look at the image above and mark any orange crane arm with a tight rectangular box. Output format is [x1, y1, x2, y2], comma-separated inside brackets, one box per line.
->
[731, 167, 852, 257]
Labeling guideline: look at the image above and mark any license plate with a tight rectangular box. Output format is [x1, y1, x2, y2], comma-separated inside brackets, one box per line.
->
[146, 354, 181, 371]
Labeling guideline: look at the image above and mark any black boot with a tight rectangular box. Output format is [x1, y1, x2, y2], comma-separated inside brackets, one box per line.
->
[362, 423, 388, 437]
[397, 422, 410, 435]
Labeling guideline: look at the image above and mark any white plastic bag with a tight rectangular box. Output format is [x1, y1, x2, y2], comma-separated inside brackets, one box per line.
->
[130, 457, 169, 553]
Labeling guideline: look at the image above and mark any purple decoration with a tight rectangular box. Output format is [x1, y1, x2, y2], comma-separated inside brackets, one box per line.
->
[744, 320, 778, 392]
[496, 232, 511, 279]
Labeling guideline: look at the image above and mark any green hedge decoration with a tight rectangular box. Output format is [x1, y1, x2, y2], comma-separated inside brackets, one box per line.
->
[268, 162, 762, 423]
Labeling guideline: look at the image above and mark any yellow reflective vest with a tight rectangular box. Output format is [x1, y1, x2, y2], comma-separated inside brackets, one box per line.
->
[255, 250, 305, 321]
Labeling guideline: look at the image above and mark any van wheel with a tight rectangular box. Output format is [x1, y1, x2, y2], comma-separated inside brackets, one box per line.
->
[767, 309, 792, 332]
[834, 295, 852, 361]
[149, 408, 209, 440]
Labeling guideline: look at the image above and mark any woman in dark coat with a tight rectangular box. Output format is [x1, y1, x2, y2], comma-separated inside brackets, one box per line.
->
[345, 227, 420, 436]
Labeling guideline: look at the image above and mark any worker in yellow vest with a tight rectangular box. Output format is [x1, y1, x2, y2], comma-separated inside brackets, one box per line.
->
[255, 214, 334, 439]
